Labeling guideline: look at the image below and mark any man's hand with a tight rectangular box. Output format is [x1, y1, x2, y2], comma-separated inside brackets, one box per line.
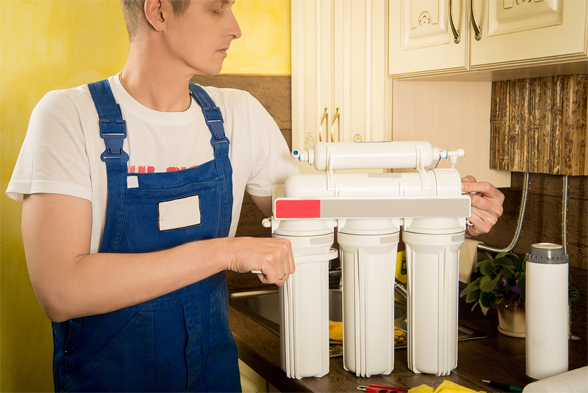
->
[461, 176, 505, 238]
[226, 237, 295, 286]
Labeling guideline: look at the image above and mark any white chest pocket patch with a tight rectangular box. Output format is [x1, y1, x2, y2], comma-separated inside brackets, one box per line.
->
[158, 195, 202, 232]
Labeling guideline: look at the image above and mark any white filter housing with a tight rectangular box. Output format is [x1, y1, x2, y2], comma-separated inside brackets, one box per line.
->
[303, 141, 440, 171]
[403, 218, 464, 376]
[274, 219, 335, 379]
[338, 219, 400, 377]
[526, 243, 569, 381]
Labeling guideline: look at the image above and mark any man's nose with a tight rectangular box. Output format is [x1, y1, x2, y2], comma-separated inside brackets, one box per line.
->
[228, 12, 241, 39]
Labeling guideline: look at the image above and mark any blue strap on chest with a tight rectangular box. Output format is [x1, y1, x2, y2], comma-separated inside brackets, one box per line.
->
[189, 83, 230, 156]
[87, 80, 129, 162]
[88, 80, 229, 160]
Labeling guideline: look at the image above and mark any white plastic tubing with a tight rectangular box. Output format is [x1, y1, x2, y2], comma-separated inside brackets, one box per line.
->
[295, 141, 441, 171]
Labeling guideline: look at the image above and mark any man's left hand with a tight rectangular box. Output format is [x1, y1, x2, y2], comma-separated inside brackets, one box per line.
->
[461, 175, 505, 238]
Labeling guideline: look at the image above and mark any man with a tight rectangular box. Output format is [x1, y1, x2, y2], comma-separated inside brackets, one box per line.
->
[7, 0, 503, 391]
[8, 0, 296, 391]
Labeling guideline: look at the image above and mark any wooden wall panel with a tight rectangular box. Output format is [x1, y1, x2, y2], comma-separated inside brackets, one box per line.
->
[490, 75, 587, 175]
[565, 76, 588, 175]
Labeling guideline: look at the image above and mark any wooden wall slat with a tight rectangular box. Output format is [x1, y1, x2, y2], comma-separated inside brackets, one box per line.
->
[569, 76, 587, 175]
[499, 81, 509, 171]
[520, 79, 531, 172]
[490, 83, 500, 170]
[509, 80, 521, 172]
[491, 75, 587, 176]
[562, 77, 574, 175]
[538, 77, 553, 174]
[502, 82, 511, 171]
[550, 76, 564, 175]
[529, 79, 541, 173]
[490, 81, 510, 171]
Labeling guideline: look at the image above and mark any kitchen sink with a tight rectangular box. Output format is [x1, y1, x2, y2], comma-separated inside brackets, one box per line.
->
[232, 288, 407, 329]
[229, 287, 487, 357]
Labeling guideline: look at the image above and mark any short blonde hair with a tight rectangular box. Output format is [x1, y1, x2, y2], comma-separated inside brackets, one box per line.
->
[120, 0, 191, 39]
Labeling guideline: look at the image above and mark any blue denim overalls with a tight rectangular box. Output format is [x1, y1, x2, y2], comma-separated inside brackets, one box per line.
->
[51, 80, 242, 392]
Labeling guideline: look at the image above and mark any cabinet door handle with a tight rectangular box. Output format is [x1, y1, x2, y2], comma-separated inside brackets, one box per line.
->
[449, 0, 460, 44]
[470, 0, 482, 41]
[330, 107, 341, 142]
[319, 107, 329, 142]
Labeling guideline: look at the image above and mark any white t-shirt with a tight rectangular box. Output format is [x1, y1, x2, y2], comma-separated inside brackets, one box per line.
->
[6, 74, 299, 253]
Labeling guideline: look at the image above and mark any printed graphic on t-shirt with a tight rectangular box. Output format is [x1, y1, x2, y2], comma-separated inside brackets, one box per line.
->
[129, 165, 198, 174]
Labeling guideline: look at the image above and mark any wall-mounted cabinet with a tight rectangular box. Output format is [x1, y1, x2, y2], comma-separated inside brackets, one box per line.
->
[389, 0, 588, 78]
[291, 0, 393, 170]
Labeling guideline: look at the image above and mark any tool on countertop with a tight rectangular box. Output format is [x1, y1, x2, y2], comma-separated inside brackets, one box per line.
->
[357, 384, 409, 392]
[482, 380, 523, 392]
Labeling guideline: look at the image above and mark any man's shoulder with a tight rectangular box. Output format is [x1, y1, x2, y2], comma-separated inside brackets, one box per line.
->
[30, 85, 93, 124]
[37, 83, 93, 111]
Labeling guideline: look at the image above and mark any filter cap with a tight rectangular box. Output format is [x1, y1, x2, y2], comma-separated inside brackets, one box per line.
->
[526, 243, 569, 264]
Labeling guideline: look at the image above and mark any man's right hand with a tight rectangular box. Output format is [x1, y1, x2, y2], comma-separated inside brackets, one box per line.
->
[225, 237, 295, 286]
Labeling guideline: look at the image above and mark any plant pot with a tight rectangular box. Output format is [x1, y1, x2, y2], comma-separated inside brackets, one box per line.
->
[497, 301, 525, 338]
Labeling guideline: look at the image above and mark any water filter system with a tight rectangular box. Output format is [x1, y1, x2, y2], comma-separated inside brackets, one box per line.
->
[263, 141, 471, 379]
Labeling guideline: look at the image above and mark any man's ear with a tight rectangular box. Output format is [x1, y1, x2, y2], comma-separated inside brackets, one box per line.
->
[144, 0, 166, 32]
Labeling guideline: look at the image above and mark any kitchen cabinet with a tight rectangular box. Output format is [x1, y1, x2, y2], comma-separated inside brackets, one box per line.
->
[291, 0, 393, 168]
[389, 0, 469, 76]
[389, 0, 588, 78]
[291, 0, 511, 185]
[239, 359, 279, 393]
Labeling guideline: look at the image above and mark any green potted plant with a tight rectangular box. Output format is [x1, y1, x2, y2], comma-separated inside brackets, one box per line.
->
[460, 252, 580, 337]
[460, 253, 526, 336]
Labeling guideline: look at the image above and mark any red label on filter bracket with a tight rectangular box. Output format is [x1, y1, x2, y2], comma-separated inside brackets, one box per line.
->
[275, 199, 320, 219]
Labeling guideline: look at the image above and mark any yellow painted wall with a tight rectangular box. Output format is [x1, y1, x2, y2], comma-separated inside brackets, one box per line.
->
[1, 1, 290, 391]
[226, 0, 291, 75]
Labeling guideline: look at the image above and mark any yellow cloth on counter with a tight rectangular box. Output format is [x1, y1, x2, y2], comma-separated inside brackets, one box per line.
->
[329, 320, 343, 344]
[409, 380, 485, 393]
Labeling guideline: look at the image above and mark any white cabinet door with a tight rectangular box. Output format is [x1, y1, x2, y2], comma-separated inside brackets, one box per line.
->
[291, 0, 335, 153]
[292, 0, 393, 162]
[389, 0, 588, 78]
[389, 0, 469, 77]
[470, 0, 588, 69]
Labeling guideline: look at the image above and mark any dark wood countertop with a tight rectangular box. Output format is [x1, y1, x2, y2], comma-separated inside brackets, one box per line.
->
[229, 291, 587, 393]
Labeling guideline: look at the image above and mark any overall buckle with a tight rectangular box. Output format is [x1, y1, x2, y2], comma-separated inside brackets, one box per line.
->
[99, 119, 129, 162]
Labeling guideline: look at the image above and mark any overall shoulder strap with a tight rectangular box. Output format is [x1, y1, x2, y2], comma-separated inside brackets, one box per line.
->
[87, 80, 129, 162]
[189, 83, 230, 156]
[88, 79, 128, 253]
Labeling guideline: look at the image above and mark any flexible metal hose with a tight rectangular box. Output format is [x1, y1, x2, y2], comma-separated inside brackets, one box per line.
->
[477, 172, 530, 254]
[562, 175, 569, 255]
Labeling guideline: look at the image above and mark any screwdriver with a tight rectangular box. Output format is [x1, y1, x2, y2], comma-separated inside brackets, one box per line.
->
[357, 384, 409, 393]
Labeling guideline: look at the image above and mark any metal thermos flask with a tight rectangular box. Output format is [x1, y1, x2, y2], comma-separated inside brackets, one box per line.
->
[525, 243, 569, 381]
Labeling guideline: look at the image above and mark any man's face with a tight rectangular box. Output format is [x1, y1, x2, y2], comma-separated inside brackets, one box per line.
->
[163, 0, 241, 76]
